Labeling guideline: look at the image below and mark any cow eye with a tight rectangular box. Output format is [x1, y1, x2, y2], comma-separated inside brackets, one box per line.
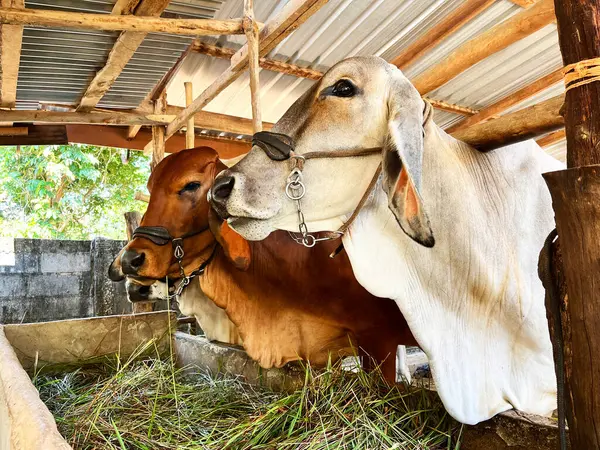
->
[179, 182, 201, 194]
[331, 79, 356, 97]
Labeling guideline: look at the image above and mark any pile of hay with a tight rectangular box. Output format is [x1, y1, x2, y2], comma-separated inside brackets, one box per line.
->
[35, 356, 461, 449]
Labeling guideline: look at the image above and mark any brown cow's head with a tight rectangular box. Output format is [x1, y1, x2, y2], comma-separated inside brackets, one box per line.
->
[109, 147, 250, 282]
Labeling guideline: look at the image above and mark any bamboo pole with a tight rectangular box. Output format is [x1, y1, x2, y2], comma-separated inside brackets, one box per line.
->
[0, 7, 247, 35]
[244, 0, 262, 133]
[184, 82, 195, 148]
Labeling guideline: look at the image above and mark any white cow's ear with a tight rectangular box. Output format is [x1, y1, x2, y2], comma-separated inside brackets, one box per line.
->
[382, 78, 434, 248]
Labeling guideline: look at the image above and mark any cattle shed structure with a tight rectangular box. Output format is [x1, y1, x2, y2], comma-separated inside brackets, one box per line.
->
[0, 0, 567, 161]
[0, 0, 599, 449]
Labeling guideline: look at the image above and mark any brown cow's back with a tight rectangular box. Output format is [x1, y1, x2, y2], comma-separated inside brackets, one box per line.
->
[200, 230, 416, 381]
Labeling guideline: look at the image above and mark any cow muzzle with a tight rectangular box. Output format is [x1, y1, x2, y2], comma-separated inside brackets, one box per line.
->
[126, 281, 152, 302]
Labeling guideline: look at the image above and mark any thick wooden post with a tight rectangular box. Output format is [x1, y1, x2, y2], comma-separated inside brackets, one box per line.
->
[184, 81, 195, 148]
[543, 1, 600, 448]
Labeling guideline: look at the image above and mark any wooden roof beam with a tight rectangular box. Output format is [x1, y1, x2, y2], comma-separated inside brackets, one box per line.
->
[451, 94, 564, 150]
[0, 7, 247, 35]
[446, 67, 563, 133]
[412, 0, 556, 95]
[391, 0, 496, 70]
[0, 0, 24, 108]
[536, 129, 566, 148]
[192, 41, 323, 80]
[76, 0, 172, 112]
[508, 0, 537, 7]
[0, 106, 273, 134]
[191, 41, 478, 123]
[165, 0, 328, 140]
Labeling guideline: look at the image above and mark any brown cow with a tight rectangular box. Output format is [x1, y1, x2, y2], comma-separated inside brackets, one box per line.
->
[109, 147, 417, 382]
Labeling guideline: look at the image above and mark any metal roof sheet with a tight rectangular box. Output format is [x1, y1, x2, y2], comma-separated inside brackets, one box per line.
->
[164, 0, 566, 160]
[13, 0, 567, 160]
[17, 0, 224, 110]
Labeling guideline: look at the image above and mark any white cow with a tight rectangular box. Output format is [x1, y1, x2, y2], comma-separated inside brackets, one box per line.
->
[211, 56, 563, 424]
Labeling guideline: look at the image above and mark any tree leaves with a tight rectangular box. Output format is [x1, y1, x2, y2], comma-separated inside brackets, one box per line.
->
[0, 144, 150, 239]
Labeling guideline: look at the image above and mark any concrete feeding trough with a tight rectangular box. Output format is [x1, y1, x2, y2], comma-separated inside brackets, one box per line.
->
[0, 312, 567, 450]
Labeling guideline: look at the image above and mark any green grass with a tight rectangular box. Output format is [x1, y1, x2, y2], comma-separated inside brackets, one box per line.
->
[35, 354, 461, 449]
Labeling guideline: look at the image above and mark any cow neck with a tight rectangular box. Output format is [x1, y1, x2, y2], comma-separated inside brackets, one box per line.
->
[252, 131, 382, 249]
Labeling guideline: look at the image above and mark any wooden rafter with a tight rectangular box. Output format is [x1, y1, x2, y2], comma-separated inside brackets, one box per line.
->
[76, 0, 171, 112]
[165, 0, 328, 140]
[0, 110, 172, 125]
[446, 67, 564, 133]
[451, 94, 564, 150]
[193, 42, 477, 117]
[425, 98, 477, 116]
[0, 7, 247, 35]
[536, 129, 565, 147]
[391, 0, 496, 70]
[508, 0, 537, 7]
[0, 0, 24, 108]
[126, 41, 195, 140]
[0, 108, 274, 133]
[192, 41, 323, 80]
[412, 0, 556, 95]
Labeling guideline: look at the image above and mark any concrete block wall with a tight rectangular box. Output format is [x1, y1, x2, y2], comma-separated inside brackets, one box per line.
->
[0, 239, 131, 324]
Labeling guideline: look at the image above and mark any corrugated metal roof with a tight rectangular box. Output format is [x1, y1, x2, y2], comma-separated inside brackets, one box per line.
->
[164, 0, 566, 160]
[16, 0, 224, 110]
[13, 0, 567, 159]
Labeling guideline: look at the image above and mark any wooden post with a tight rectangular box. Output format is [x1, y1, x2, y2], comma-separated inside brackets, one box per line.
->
[184, 82, 195, 148]
[244, 0, 262, 133]
[124, 211, 142, 240]
[542, 1, 600, 449]
[150, 92, 166, 171]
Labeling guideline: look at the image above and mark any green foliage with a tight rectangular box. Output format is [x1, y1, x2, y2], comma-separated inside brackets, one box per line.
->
[0, 145, 150, 240]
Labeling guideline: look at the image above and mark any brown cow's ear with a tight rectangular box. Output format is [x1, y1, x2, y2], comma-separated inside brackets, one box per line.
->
[208, 208, 251, 270]
[382, 72, 434, 248]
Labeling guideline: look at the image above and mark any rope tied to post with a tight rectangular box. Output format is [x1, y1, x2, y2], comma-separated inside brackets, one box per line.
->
[563, 57, 600, 91]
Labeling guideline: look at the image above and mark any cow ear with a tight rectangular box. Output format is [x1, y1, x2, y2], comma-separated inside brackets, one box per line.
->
[382, 73, 435, 248]
[208, 208, 251, 270]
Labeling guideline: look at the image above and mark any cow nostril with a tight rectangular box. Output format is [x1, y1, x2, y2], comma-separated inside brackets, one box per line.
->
[138, 285, 150, 296]
[130, 252, 145, 268]
[121, 249, 146, 274]
[212, 176, 235, 202]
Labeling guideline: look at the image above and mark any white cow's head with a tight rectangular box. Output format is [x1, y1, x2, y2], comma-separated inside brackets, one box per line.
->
[211, 56, 434, 247]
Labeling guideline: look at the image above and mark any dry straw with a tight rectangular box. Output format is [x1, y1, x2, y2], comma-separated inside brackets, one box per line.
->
[34, 349, 461, 449]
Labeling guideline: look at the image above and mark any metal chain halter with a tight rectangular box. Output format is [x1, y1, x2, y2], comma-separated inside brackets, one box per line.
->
[252, 131, 382, 248]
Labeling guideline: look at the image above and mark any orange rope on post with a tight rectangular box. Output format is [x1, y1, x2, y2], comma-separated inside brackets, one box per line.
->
[563, 57, 600, 92]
